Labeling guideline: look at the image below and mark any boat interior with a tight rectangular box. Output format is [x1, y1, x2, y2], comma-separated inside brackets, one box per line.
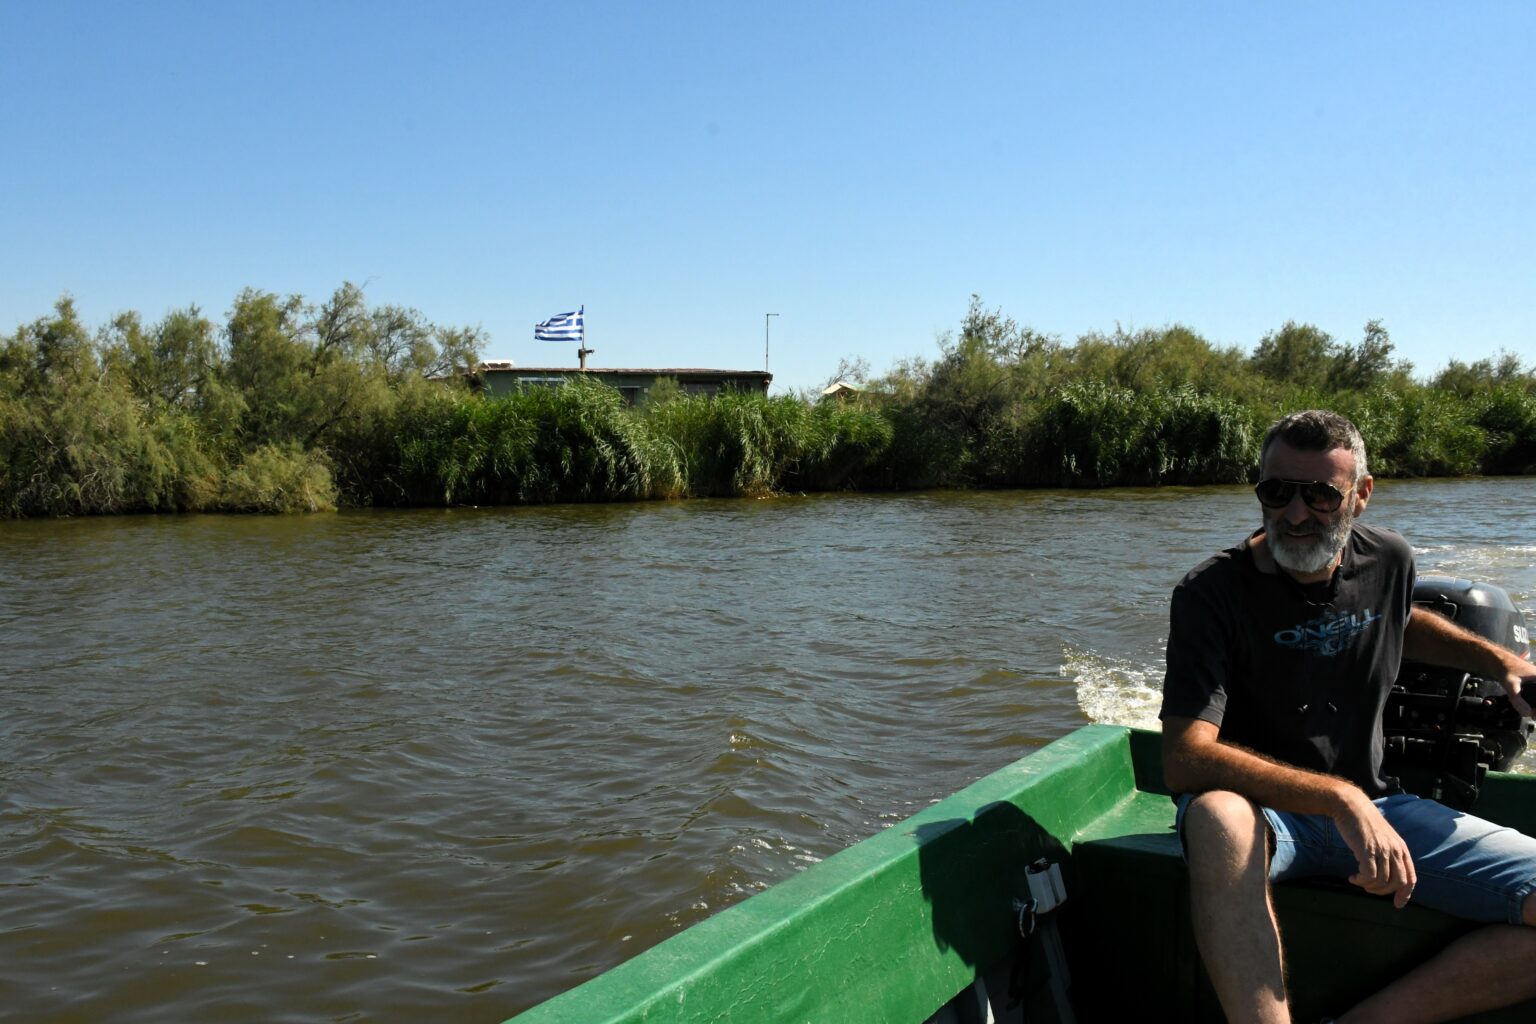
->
[509, 724, 1536, 1023]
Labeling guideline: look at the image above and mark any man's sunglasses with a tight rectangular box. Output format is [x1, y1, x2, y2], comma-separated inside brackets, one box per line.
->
[1253, 477, 1348, 513]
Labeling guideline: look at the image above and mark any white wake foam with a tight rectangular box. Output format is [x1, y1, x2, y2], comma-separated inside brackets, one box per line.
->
[1064, 647, 1165, 731]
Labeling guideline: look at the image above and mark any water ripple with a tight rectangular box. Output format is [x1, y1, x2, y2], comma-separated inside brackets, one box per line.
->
[1, 481, 1532, 1020]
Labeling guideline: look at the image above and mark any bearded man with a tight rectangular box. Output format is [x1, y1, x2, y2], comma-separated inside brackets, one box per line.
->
[1159, 409, 1536, 1023]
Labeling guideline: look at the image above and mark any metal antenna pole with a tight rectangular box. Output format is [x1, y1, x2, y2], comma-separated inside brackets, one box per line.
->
[765, 313, 778, 372]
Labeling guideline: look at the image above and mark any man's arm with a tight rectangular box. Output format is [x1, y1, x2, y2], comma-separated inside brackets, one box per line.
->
[1163, 716, 1417, 906]
[1405, 607, 1536, 716]
[1163, 716, 1356, 812]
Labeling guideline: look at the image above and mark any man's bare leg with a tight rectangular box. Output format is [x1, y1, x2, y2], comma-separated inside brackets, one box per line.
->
[1340, 893, 1536, 1023]
[1183, 790, 1290, 1023]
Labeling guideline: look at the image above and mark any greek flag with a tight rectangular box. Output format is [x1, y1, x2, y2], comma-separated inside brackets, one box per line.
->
[535, 307, 584, 343]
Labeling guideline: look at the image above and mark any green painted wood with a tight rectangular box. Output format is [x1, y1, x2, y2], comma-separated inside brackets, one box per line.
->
[506, 724, 1141, 1024]
[508, 725, 1536, 1024]
[1076, 730, 1536, 1023]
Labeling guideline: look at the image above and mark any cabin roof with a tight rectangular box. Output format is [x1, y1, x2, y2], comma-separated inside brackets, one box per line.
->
[482, 367, 770, 377]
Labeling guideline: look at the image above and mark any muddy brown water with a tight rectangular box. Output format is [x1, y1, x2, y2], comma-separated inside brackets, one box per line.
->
[3, 479, 1532, 1022]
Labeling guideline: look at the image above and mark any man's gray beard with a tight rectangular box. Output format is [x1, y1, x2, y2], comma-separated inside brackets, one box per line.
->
[1266, 507, 1354, 574]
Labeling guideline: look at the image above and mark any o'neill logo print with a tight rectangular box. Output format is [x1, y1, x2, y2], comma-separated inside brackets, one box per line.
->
[1275, 609, 1383, 656]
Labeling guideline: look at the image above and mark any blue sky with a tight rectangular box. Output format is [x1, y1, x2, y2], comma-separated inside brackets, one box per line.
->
[2, 2, 1531, 393]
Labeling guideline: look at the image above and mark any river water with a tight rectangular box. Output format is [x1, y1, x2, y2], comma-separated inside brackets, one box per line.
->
[3, 480, 1533, 1022]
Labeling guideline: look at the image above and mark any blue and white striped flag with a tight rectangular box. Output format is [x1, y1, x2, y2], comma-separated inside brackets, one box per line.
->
[535, 307, 584, 343]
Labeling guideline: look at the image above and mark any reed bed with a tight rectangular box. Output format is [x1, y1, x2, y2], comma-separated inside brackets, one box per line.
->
[2, 288, 1532, 516]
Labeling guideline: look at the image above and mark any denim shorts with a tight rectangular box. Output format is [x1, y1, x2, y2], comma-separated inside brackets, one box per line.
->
[1176, 791, 1536, 925]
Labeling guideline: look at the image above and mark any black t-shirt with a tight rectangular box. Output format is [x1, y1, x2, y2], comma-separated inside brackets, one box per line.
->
[1158, 522, 1416, 796]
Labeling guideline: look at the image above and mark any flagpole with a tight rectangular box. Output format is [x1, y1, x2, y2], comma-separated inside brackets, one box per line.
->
[764, 313, 778, 372]
[577, 306, 593, 370]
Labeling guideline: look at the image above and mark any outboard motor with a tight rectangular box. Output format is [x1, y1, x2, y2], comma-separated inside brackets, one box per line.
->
[1382, 576, 1534, 809]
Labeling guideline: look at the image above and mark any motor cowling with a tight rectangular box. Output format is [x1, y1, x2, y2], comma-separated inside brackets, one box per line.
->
[1381, 576, 1534, 810]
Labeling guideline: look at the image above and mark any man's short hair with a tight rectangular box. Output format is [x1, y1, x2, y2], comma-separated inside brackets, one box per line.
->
[1261, 409, 1370, 482]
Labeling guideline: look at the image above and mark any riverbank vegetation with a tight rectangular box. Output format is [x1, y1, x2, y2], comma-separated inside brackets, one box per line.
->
[2, 287, 1532, 515]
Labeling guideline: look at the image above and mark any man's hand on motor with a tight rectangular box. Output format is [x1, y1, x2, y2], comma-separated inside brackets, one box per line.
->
[1501, 660, 1536, 718]
[1334, 794, 1417, 909]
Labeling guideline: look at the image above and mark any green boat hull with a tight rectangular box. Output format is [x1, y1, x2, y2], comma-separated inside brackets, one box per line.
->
[507, 725, 1536, 1022]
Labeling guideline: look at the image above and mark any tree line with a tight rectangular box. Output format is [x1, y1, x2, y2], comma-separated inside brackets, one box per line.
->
[848, 297, 1535, 490]
[1, 287, 1532, 515]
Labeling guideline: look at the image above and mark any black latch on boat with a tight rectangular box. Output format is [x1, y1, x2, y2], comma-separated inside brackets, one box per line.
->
[1015, 858, 1067, 938]
[1008, 858, 1077, 1023]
